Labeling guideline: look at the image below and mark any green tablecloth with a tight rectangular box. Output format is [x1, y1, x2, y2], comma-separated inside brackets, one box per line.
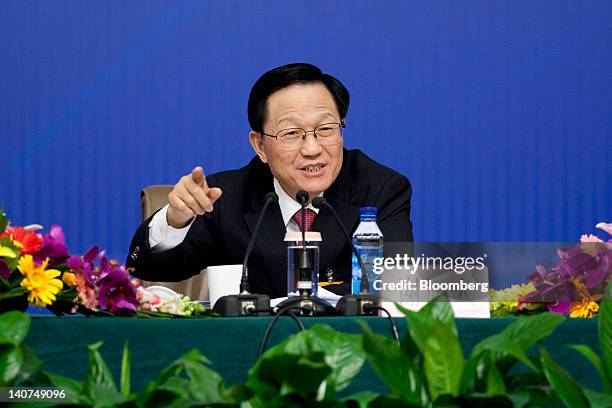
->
[25, 316, 601, 393]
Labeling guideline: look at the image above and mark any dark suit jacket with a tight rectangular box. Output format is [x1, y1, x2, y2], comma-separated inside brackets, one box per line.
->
[126, 149, 413, 298]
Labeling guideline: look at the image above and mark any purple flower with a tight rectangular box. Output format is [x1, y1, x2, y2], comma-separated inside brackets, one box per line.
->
[67, 245, 99, 286]
[524, 242, 612, 314]
[96, 255, 138, 315]
[33, 225, 69, 266]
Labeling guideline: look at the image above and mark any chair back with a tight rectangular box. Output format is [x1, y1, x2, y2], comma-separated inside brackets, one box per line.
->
[139, 185, 209, 301]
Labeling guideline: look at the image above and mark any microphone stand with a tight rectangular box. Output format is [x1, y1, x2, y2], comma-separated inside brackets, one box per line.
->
[213, 192, 277, 316]
[312, 197, 378, 316]
[275, 191, 336, 316]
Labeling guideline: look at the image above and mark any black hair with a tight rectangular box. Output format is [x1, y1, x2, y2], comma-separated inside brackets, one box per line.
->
[247, 63, 350, 133]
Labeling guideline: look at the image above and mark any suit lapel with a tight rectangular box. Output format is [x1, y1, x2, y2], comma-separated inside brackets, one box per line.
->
[314, 150, 360, 278]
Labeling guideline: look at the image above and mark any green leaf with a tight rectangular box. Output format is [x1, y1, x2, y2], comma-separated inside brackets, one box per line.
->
[583, 388, 612, 408]
[83, 341, 127, 407]
[569, 344, 611, 393]
[600, 282, 612, 382]
[0, 346, 23, 385]
[341, 391, 379, 408]
[399, 328, 423, 369]
[471, 313, 566, 371]
[185, 360, 230, 404]
[46, 371, 85, 404]
[459, 353, 487, 394]
[0, 237, 21, 274]
[0, 311, 31, 346]
[414, 295, 457, 336]
[423, 321, 464, 401]
[13, 345, 42, 385]
[400, 308, 435, 355]
[120, 341, 131, 397]
[540, 347, 588, 408]
[507, 386, 557, 408]
[485, 357, 506, 396]
[248, 324, 365, 398]
[358, 321, 425, 405]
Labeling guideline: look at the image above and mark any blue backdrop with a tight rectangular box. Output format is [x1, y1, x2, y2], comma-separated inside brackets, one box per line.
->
[1, 0, 611, 264]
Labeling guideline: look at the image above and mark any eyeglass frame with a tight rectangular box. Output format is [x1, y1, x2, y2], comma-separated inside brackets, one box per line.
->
[260, 121, 345, 148]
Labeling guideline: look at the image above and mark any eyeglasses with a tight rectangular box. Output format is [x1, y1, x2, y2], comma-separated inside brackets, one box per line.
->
[261, 122, 345, 151]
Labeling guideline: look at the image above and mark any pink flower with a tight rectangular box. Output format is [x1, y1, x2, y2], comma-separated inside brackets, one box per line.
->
[580, 234, 603, 243]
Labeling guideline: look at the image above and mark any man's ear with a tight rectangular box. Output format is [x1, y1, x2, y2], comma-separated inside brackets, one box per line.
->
[249, 131, 268, 163]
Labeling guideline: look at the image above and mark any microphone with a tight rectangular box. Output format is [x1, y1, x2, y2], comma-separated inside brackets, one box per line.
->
[311, 197, 377, 316]
[241, 192, 279, 293]
[295, 190, 312, 297]
[213, 192, 278, 316]
[274, 191, 336, 316]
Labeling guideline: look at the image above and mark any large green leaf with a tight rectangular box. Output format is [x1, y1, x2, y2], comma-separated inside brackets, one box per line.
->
[248, 324, 364, 398]
[185, 359, 231, 404]
[399, 308, 435, 355]
[507, 386, 557, 408]
[82, 341, 127, 407]
[0, 345, 23, 385]
[342, 391, 379, 408]
[13, 345, 42, 385]
[137, 377, 191, 408]
[600, 282, 612, 381]
[569, 344, 611, 393]
[459, 353, 487, 394]
[471, 313, 565, 371]
[358, 321, 425, 405]
[540, 347, 588, 408]
[395, 298, 457, 353]
[584, 388, 612, 408]
[0, 311, 31, 346]
[414, 295, 457, 336]
[120, 341, 131, 397]
[306, 324, 365, 392]
[423, 321, 464, 401]
[485, 357, 506, 396]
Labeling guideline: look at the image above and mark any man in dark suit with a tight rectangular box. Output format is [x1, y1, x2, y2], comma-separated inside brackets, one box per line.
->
[127, 63, 413, 298]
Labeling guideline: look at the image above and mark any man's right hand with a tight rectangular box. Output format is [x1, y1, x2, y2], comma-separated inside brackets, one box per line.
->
[166, 166, 223, 228]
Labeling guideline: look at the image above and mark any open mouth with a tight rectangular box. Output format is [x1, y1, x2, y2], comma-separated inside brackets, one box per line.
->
[300, 163, 327, 174]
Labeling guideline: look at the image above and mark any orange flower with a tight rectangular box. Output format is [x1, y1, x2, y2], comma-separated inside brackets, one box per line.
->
[62, 271, 77, 287]
[1, 227, 42, 254]
[569, 301, 599, 318]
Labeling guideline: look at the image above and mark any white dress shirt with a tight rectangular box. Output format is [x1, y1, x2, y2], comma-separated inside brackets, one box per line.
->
[148, 178, 321, 252]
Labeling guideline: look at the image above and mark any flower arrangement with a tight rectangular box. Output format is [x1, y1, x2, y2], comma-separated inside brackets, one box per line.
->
[0, 210, 210, 317]
[491, 222, 612, 318]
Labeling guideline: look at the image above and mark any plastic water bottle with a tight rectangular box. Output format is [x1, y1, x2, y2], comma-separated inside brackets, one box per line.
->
[352, 207, 384, 294]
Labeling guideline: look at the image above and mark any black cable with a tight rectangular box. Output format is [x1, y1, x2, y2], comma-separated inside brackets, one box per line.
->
[257, 305, 305, 357]
[286, 310, 305, 331]
[365, 305, 400, 344]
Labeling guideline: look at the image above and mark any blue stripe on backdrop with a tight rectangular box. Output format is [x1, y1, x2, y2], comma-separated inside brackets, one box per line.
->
[0, 1, 610, 269]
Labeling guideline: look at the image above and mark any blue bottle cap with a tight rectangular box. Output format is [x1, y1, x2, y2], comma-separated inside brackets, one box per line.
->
[360, 207, 377, 217]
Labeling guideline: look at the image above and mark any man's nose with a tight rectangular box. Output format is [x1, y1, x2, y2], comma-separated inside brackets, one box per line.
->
[300, 132, 323, 156]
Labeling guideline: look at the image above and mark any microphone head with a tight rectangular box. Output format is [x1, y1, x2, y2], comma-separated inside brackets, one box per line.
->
[311, 197, 325, 209]
[265, 191, 279, 203]
[296, 190, 309, 204]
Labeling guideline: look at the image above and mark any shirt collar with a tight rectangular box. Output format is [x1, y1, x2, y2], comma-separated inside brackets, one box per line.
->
[273, 178, 321, 227]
